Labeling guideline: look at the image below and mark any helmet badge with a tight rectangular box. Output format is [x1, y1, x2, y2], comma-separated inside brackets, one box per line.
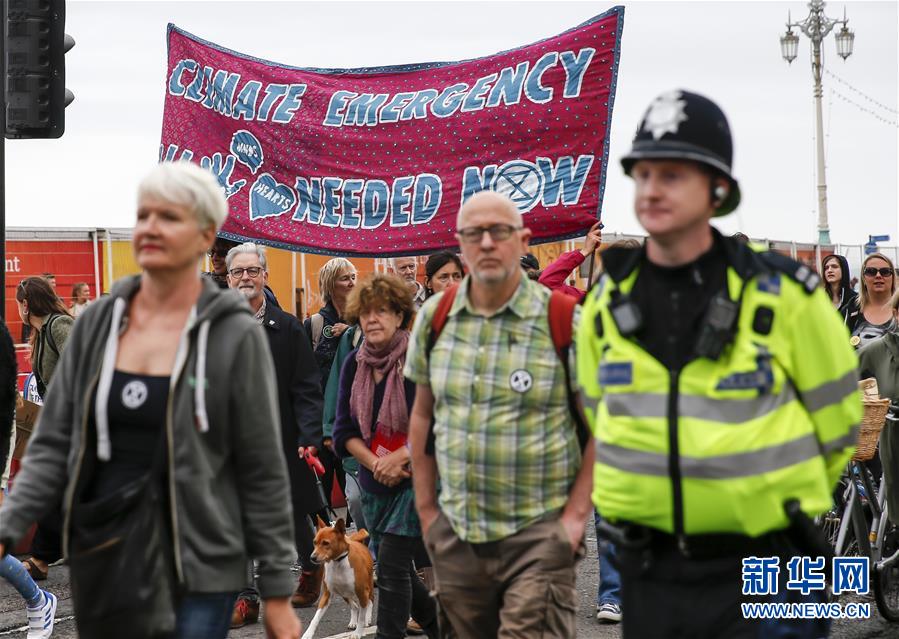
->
[642, 90, 688, 140]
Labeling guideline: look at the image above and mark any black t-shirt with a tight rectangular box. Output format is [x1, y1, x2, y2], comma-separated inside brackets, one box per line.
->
[629, 236, 729, 371]
[85, 370, 169, 501]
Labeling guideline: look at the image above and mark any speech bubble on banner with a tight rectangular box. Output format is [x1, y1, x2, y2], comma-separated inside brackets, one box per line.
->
[230, 130, 265, 174]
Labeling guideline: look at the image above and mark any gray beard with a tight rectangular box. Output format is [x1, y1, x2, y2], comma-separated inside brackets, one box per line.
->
[237, 287, 261, 302]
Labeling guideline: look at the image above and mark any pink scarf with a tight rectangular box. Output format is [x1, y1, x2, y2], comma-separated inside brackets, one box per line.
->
[350, 330, 410, 441]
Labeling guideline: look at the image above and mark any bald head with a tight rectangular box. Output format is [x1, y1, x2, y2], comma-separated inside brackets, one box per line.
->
[457, 191, 523, 230]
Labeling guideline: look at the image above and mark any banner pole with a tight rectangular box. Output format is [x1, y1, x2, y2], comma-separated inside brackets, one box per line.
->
[586, 252, 596, 287]
[291, 250, 297, 317]
[105, 229, 113, 293]
[300, 252, 307, 317]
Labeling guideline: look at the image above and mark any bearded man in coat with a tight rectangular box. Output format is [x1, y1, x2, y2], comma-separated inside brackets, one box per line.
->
[226, 243, 327, 627]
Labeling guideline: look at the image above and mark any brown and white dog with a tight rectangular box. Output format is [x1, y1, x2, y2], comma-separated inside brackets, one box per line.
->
[301, 517, 374, 639]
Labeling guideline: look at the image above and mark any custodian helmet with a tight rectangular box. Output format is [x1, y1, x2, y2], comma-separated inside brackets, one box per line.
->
[620, 90, 741, 216]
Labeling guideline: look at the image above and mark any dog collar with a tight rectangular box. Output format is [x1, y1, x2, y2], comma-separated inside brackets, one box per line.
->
[334, 551, 349, 562]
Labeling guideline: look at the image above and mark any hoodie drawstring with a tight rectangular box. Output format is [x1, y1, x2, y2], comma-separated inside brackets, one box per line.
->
[95, 298, 127, 461]
[194, 320, 211, 433]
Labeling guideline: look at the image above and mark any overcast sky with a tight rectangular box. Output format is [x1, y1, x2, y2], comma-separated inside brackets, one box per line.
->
[5, 0, 897, 248]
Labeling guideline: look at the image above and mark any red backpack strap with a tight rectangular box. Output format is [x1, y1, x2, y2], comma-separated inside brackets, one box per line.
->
[547, 290, 590, 451]
[426, 284, 459, 358]
[548, 290, 577, 356]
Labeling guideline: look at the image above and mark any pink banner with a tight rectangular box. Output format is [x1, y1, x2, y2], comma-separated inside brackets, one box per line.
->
[160, 7, 624, 257]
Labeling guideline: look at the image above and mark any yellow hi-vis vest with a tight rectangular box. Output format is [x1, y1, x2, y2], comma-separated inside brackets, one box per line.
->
[575, 247, 862, 537]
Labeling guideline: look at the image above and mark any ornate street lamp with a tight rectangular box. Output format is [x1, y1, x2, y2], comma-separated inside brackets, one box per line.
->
[780, 1, 855, 245]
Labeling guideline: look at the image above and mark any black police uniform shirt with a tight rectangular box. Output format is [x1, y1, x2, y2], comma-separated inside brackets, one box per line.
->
[630, 233, 728, 371]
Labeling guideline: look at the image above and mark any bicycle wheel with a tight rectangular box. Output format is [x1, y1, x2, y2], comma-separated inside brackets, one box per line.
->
[873, 524, 899, 621]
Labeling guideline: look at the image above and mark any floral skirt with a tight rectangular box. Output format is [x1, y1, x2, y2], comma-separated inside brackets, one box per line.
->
[360, 487, 421, 554]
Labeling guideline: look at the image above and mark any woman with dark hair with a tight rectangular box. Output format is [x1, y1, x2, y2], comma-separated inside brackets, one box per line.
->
[14, 276, 74, 582]
[16, 277, 73, 401]
[851, 252, 897, 348]
[424, 251, 463, 298]
[333, 274, 438, 639]
[0, 319, 57, 638]
[821, 254, 860, 332]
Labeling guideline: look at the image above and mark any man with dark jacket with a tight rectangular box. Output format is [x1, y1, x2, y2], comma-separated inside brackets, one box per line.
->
[226, 242, 326, 626]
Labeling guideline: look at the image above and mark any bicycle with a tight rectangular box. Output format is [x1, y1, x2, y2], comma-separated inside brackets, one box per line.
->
[818, 401, 899, 620]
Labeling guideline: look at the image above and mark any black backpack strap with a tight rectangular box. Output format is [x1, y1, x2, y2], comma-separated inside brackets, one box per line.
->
[43, 314, 61, 356]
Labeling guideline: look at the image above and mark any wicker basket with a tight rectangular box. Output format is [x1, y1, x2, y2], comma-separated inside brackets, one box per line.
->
[854, 378, 890, 461]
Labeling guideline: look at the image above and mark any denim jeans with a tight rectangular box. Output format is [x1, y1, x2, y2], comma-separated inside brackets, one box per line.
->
[173, 592, 238, 639]
[0, 554, 42, 606]
[594, 510, 621, 606]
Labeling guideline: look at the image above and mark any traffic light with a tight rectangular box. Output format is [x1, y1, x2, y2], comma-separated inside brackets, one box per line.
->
[3, 0, 75, 139]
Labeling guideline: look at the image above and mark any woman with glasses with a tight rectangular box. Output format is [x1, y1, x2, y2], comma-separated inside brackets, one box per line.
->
[851, 253, 897, 348]
[203, 238, 239, 288]
[333, 274, 438, 639]
[0, 162, 300, 639]
[858, 289, 899, 526]
[423, 251, 464, 299]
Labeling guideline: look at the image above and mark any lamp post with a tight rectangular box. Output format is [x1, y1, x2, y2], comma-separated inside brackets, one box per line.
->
[780, 1, 855, 245]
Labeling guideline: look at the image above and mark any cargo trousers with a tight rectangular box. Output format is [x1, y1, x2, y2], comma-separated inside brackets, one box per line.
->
[423, 511, 581, 639]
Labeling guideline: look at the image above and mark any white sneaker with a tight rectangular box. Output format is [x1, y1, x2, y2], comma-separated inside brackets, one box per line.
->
[596, 602, 622, 623]
[26, 590, 56, 639]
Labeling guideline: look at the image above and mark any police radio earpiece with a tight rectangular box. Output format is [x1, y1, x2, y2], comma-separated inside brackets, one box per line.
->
[713, 185, 727, 206]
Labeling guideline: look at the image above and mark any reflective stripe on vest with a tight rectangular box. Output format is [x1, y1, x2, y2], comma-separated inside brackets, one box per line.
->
[605, 384, 797, 423]
[596, 432, 821, 479]
[801, 369, 858, 413]
[820, 426, 859, 455]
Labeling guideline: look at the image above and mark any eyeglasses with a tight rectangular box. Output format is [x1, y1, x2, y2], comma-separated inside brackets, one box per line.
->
[207, 249, 228, 258]
[863, 267, 894, 278]
[228, 267, 263, 279]
[456, 224, 522, 244]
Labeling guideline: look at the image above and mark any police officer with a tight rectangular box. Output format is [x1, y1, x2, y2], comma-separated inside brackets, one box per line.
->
[575, 90, 861, 638]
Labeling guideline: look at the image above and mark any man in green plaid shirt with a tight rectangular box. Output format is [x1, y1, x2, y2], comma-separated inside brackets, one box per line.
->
[406, 191, 595, 638]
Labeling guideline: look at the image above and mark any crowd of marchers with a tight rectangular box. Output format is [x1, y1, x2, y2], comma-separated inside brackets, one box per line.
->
[0, 89, 893, 639]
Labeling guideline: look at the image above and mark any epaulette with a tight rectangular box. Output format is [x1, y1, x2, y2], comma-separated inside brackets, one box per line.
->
[757, 251, 821, 295]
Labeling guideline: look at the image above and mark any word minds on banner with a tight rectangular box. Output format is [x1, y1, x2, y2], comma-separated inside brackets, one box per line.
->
[160, 7, 624, 256]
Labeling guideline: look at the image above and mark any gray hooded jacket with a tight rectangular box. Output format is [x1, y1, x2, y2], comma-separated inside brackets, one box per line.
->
[0, 275, 296, 598]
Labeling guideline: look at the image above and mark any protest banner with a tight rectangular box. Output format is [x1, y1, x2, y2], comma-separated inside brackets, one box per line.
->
[160, 6, 624, 256]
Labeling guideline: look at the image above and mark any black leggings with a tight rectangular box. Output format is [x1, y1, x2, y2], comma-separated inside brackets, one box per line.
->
[375, 534, 438, 639]
[30, 501, 63, 564]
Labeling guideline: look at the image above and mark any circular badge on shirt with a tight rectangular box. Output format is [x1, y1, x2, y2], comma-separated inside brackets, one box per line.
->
[850, 335, 861, 347]
[122, 380, 149, 410]
[322, 325, 335, 339]
[509, 369, 533, 393]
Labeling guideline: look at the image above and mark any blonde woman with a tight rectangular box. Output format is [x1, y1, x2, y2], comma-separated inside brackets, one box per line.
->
[304, 258, 357, 390]
[0, 162, 300, 639]
[852, 252, 897, 348]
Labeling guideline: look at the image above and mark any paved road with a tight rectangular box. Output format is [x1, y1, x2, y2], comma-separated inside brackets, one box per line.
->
[0, 517, 894, 637]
